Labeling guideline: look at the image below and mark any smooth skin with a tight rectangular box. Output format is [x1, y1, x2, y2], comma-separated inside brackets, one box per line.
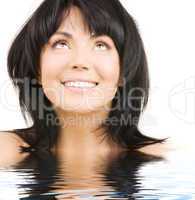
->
[39, 6, 121, 153]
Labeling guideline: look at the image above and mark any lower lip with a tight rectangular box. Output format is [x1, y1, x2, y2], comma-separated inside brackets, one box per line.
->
[62, 84, 98, 93]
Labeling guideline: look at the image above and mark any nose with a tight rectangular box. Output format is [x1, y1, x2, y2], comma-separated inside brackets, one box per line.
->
[69, 45, 91, 71]
[71, 65, 89, 71]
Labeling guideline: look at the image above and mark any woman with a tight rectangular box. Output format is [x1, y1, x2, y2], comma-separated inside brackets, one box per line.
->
[0, 0, 168, 155]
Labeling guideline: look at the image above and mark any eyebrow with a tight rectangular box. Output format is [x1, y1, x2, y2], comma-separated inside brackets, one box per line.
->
[53, 31, 100, 39]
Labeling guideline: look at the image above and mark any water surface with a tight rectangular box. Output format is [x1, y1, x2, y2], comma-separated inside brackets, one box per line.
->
[0, 147, 194, 200]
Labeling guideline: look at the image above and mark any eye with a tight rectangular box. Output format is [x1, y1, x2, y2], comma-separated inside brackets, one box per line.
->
[95, 42, 110, 51]
[52, 40, 69, 49]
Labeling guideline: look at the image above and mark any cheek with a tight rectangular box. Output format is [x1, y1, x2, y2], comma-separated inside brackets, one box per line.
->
[40, 52, 68, 84]
[94, 54, 120, 104]
[96, 54, 120, 84]
[40, 52, 67, 105]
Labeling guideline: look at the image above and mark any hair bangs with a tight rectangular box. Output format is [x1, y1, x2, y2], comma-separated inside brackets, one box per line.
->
[73, 0, 125, 56]
[26, 0, 125, 67]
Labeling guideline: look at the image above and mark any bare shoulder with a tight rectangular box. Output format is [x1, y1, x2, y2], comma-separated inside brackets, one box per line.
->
[0, 131, 30, 149]
[0, 131, 30, 166]
[136, 139, 174, 156]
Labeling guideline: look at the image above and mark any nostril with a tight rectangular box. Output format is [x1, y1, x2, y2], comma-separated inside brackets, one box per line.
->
[82, 66, 88, 70]
[72, 66, 89, 70]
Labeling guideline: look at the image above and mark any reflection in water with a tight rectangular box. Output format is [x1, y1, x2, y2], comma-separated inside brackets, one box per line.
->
[0, 149, 195, 199]
[0, 150, 162, 199]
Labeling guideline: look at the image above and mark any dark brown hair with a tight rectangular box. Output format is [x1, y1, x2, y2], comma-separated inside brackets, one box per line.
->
[7, 0, 167, 151]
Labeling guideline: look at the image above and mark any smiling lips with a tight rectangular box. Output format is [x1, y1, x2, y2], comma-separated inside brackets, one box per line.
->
[63, 81, 97, 88]
[61, 79, 99, 89]
[60, 80, 99, 94]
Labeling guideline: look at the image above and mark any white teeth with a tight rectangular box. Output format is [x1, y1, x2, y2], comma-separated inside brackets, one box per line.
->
[64, 81, 96, 88]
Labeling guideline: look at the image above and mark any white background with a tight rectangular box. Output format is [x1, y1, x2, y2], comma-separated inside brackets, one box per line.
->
[0, 0, 195, 148]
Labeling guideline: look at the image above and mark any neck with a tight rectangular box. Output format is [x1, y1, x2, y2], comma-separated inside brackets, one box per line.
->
[53, 107, 113, 153]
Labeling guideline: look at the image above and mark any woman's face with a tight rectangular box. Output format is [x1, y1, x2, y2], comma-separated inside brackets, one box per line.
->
[40, 6, 120, 113]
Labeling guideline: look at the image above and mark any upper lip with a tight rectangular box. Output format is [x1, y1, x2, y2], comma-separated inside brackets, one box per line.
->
[61, 79, 98, 85]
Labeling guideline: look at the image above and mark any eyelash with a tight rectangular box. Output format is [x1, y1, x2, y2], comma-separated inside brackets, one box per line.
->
[51, 39, 110, 50]
[95, 41, 110, 50]
[52, 40, 68, 48]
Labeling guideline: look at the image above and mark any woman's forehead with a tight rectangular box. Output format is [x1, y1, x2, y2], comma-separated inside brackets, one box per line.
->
[51, 4, 120, 46]
[57, 6, 92, 35]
